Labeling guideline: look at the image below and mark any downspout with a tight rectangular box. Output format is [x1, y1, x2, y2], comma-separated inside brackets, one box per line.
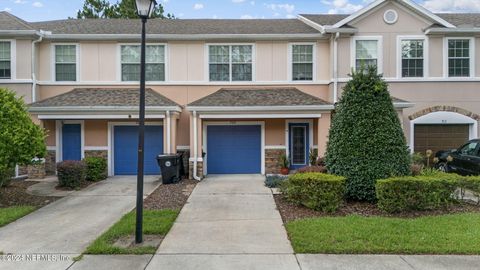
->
[31, 31, 44, 103]
[166, 110, 171, 153]
[333, 32, 340, 103]
[192, 111, 201, 180]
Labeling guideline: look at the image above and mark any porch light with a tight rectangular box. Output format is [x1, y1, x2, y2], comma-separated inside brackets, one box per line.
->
[134, 0, 157, 245]
[135, 0, 157, 18]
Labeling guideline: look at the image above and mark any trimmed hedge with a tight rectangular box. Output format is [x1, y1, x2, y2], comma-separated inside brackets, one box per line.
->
[281, 173, 346, 213]
[0, 167, 14, 187]
[376, 173, 459, 213]
[84, 157, 108, 181]
[57, 160, 87, 189]
[297, 165, 327, 174]
[458, 176, 480, 205]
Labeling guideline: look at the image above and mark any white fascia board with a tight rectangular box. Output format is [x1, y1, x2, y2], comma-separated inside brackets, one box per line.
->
[29, 106, 182, 113]
[332, 0, 455, 29]
[38, 114, 166, 120]
[324, 27, 358, 34]
[425, 28, 480, 35]
[200, 113, 323, 119]
[44, 33, 326, 41]
[186, 105, 335, 112]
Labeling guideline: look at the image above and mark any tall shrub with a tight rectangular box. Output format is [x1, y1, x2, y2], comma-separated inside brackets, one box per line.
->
[0, 88, 46, 187]
[325, 67, 410, 201]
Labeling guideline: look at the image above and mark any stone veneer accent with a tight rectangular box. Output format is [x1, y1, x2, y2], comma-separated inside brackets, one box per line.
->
[265, 149, 286, 174]
[27, 164, 46, 179]
[189, 161, 204, 179]
[45, 150, 56, 175]
[409, 106, 480, 121]
[84, 150, 108, 159]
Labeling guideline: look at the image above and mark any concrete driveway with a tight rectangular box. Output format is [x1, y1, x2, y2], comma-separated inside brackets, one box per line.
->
[146, 174, 300, 270]
[0, 176, 160, 269]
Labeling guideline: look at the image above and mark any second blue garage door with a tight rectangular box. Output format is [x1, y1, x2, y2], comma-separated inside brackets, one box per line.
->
[207, 125, 261, 174]
[114, 125, 163, 175]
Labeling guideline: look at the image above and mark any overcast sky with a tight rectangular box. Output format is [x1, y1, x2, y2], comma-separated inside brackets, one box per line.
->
[2, 0, 480, 22]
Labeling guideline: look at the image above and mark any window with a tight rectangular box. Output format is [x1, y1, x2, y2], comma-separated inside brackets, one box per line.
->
[292, 44, 314, 81]
[121, 45, 165, 81]
[0, 41, 11, 79]
[355, 39, 379, 71]
[401, 40, 424, 77]
[209, 45, 253, 82]
[460, 142, 478, 156]
[448, 39, 472, 77]
[55, 45, 77, 81]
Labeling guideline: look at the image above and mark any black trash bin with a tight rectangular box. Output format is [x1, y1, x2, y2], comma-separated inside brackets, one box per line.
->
[157, 153, 184, 184]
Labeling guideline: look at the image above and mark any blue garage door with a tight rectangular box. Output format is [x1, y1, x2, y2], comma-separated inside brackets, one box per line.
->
[62, 124, 82, 161]
[207, 125, 261, 174]
[114, 125, 163, 175]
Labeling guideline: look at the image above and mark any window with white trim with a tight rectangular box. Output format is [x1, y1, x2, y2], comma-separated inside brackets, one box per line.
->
[448, 39, 471, 77]
[292, 44, 313, 81]
[55, 45, 77, 81]
[0, 41, 11, 79]
[401, 39, 424, 77]
[121, 45, 165, 81]
[355, 40, 378, 71]
[209, 45, 252, 82]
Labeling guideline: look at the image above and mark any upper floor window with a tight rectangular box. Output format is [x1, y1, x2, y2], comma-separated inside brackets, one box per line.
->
[55, 45, 77, 81]
[209, 45, 253, 82]
[292, 44, 314, 81]
[354, 38, 380, 72]
[0, 41, 11, 79]
[401, 39, 424, 78]
[121, 45, 165, 81]
[447, 38, 472, 77]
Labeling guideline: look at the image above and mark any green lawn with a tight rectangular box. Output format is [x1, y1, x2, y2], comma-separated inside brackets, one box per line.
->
[286, 213, 480, 254]
[0, 206, 36, 227]
[85, 209, 179, 254]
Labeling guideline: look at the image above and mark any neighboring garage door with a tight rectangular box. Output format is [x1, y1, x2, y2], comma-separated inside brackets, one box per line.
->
[414, 124, 470, 155]
[207, 125, 261, 174]
[114, 125, 163, 175]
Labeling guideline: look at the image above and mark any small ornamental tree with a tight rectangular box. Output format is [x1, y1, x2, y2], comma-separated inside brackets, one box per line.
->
[0, 88, 46, 187]
[325, 67, 410, 201]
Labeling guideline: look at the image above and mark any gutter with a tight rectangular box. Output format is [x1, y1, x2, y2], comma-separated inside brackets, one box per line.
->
[28, 105, 182, 113]
[186, 105, 335, 112]
[333, 32, 340, 103]
[425, 28, 480, 35]
[31, 31, 46, 103]
[42, 33, 326, 41]
[0, 30, 38, 37]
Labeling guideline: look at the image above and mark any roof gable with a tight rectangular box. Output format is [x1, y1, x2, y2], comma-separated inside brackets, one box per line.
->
[332, 0, 455, 29]
[0, 11, 34, 31]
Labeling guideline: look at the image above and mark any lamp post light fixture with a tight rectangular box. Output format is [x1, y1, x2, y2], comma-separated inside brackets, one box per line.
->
[135, 0, 157, 244]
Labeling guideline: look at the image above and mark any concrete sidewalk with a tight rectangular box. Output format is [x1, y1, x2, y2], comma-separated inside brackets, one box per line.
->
[0, 176, 161, 270]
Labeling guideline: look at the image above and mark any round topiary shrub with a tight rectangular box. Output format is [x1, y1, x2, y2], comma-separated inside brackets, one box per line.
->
[325, 67, 411, 201]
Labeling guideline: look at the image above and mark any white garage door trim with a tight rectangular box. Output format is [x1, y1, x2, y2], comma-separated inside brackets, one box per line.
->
[107, 121, 163, 176]
[202, 121, 265, 175]
[409, 111, 478, 153]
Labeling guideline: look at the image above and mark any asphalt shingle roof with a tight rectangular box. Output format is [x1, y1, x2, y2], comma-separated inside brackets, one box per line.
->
[0, 11, 34, 31]
[188, 88, 332, 107]
[29, 88, 179, 108]
[300, 14, 350, 26]
[30, 18, 319, 35]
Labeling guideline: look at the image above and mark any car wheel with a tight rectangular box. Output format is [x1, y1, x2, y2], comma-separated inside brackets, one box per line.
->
[437, 162, 450, 173]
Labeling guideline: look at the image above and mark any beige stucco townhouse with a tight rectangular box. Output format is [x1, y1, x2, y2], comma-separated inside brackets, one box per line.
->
[1, 0, 479, 179]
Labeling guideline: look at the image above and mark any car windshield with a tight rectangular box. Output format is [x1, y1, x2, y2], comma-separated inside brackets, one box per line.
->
[460, 142, 478, 156]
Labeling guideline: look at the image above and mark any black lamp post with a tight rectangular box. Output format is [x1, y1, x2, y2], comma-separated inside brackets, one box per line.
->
[135, 0, 157, 244]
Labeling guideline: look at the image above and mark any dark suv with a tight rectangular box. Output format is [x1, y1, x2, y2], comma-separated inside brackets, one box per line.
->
[435, 139, 480, 176]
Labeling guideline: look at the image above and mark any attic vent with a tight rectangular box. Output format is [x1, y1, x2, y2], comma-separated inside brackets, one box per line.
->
[384, 9, 398, 24]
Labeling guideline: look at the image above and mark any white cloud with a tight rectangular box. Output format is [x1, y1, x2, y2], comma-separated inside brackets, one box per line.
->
[321, 0, 363, 14]
[422, 0, 480, 12]
[265, 3, 295, 14]
[14, 0, 27, 4]
[232, 0, 246, 3]
[32, 1, 43, 8]
[250, 1, 255, 6]
[286, 14, 296, 19]
[240, 14, 254, 19]
[3, 7, 12, 12]
[193, 3, 204, 10]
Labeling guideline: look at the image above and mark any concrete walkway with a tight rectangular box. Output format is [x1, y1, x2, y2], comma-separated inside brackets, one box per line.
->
[0, 176, 161, 270]
[146, 174, 299, 270]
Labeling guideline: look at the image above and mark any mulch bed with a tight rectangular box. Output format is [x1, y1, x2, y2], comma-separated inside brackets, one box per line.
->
[144, 179, 197, 210]
[274, 194, 480, 223]
[0, 181, 59, 208]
